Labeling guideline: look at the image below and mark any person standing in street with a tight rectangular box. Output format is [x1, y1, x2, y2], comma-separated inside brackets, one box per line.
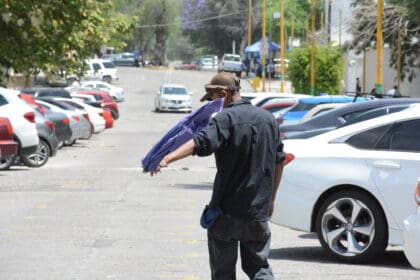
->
[149, 72, 285, 280]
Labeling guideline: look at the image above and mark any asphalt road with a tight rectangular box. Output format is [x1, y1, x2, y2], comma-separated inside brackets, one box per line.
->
[0, 67, 418, 280]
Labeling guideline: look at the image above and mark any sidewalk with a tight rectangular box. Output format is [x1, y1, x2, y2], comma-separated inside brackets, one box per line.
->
[244, 76, 293, 93]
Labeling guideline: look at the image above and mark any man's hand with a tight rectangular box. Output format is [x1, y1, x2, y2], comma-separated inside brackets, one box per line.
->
[150, 156, 169, 176]
[269, 201, 275, 217]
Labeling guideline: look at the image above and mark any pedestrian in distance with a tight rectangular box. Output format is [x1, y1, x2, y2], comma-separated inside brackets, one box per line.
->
[353, 77, 362, 102]
[147, 72, 286, 280]
[387, 85, 398, 97]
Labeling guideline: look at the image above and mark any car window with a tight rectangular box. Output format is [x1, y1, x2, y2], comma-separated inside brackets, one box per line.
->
[163, 87, 187, 95]
[288, 103, 316, 112]
[92, 63, 101, 71]
[389, 120, 420, 152]
[0, 94, 8, 106]
[97, 84, 108, 89]
[346, 124, 393, 150]
[224, 55, 240, 62]
[102, 62, 116, 69]
[340, 108, 375, 123]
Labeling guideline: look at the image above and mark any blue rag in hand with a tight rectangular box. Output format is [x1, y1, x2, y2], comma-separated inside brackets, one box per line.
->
[200, 205, 223, 229]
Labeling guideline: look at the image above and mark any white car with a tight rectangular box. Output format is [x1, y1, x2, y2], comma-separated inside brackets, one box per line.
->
[154, 85, 192, 113]
[0, 87, 39, 170]
[271, 104, 420, 263]
[67, 59, 118, 84]
[403, 178, 420, 269]
[80, 81, 125, 102]
[240, 91, 307, 106]
[52, 98, 106, 134]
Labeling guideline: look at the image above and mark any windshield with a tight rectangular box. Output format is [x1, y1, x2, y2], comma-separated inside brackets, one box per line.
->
[162, 87, 187, 95]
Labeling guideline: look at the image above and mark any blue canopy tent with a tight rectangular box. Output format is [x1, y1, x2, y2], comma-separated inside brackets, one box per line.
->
[244, 38, 280, 54]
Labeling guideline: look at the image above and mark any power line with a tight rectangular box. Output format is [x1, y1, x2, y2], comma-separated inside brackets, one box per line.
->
[135, 7, 253, 29]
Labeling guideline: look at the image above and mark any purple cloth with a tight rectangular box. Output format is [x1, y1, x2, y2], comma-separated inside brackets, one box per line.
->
[142, 98, 224, 172]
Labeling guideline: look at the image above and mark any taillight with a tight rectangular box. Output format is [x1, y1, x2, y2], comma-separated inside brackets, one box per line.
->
[83, 113, 90, 121]
[415, 178, 420, 207]
[38, 105, 46, 115]
[72, 116, 81, 122]
[24, 112, 35, 123]
[0, 117, 13, 137]
[63, 118, 70, 124]
[283, 153, 295, 166]
[45, 120, 55, 132]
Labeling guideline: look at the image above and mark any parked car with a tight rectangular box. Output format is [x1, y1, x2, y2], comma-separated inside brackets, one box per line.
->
[281, 95, 367, 125]
[154, 84, 192, 113]
[21, 88, 72, 99]
[174, 60, 197, 70]
[42, 108, 72, 147]
[196, 55, 218, 71]
[403, 178, 420, 269]
[67, 59, 118, 84]
[241, 92, 306, 105]
[53, 97, 106, 134]
[0, 117, 18, 163]
[0, 87, 39, 170]
[279, 98, 420, 139]
[299, 103, 346, 123]
[110, 52, 136, 66]
[271, 104, 420, 263]
[35, 99, 91, 146]
[79, 81, 125, 102]
[218, 53, 242, 77]
[73, 90, 119, 120]
[21, 109, 59, 167]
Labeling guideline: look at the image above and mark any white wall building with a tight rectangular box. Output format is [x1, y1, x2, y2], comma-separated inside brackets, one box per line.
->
[325, 0, 419, 97]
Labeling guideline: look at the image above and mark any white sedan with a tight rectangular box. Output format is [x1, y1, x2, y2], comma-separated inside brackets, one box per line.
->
[154, 84, 192, 113]
[403, 179, 420, 269]
[80, 81, 125, 102]
[271, 104, 420, 263]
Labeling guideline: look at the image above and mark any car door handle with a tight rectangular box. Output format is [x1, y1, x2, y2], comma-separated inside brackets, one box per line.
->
[373, 161, 401, 169]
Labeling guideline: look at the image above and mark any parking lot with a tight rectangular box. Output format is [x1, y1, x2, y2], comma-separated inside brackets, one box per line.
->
[0, 67, 418, 280]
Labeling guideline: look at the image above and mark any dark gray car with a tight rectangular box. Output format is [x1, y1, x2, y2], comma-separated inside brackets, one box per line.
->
[20, 109, 59, 167]
[280, 98, 420, 139]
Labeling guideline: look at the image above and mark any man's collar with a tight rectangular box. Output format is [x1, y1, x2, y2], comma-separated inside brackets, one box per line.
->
[226, 98, 250, 108]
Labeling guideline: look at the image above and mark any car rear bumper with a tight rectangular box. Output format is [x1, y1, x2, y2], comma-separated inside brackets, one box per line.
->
[20, 144, 38, 157]
[0, 141, 18, 159]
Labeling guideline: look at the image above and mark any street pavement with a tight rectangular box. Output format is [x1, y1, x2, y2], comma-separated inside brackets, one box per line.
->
[0, 67, 418, 279]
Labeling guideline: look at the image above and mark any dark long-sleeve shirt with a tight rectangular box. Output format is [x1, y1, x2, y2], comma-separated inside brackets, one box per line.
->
[193, 99, 285, 221]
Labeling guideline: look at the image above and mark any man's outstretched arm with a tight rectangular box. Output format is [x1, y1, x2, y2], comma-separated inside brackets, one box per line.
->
[150, 139, 196, 176]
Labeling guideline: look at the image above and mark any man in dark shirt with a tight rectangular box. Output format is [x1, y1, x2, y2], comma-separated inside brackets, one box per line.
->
[152, 72, 285, 280]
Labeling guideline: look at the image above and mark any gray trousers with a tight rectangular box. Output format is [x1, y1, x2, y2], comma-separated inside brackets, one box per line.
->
[207, 216, 274, 280]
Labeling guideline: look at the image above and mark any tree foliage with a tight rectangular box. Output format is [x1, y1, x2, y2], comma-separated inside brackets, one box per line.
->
[0, 0, 134, 83]
[348, 0, 419, 81]
[288, 45, 345, 95]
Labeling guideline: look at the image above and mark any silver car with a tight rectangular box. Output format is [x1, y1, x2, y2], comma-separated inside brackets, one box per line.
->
[154, 85, 192, 113]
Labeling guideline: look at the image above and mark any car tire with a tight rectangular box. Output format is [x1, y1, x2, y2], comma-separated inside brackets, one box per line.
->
[0, 154, 17, 170]
[315, 189, 388, 263]
[21, 139, 50, 168]
[102, 76, 112, 84]
[64, 139, 77, 146]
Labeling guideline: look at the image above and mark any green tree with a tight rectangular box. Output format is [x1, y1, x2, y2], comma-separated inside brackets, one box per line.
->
[288, 45, 344, 95]
[0, 0, 134, 85]
[348, 0, 419, 81]
[136, 0, 180, 65]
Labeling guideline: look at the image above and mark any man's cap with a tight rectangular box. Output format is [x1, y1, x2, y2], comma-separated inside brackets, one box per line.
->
[200, 72, 241, 102]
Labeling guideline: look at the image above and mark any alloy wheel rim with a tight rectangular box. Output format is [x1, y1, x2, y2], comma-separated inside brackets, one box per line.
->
[321, 197, 375, 257]
[28, 143, 48, 165]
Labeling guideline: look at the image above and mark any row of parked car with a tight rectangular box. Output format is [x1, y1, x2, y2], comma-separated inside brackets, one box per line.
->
[0, 81, 125, 170]
[244, 92, 420, 267]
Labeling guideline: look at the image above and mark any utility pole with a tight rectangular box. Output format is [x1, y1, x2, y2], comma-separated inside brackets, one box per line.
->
[321, 12, 324, 44]
[327, 0, 332, 43]
[339, 9, 342, 46]
[310, 0, 316, 96]
[280, 0, 285, 92]
[376, 0, 383, 94]
[248, 0, 252, 46]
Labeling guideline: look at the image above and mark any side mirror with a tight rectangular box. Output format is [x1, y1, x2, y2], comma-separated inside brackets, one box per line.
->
[189, 92, 194, 95]
[156, 91, 160, 95]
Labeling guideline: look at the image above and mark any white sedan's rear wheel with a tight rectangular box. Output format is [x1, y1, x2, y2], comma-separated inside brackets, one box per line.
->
[316, 190, 388, 263]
